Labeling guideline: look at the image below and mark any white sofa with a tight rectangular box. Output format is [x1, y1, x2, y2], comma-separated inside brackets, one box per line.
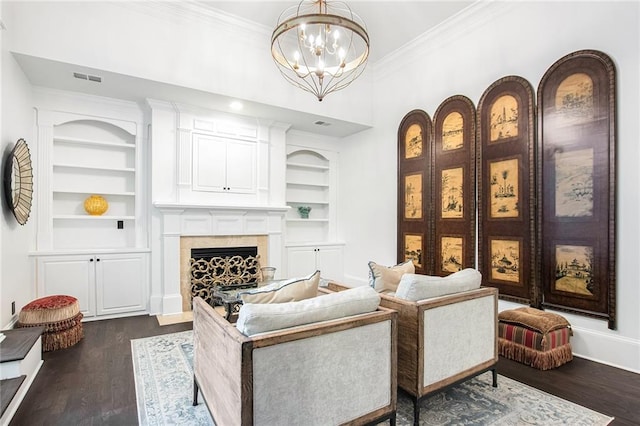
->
[191, 287, 398, 426]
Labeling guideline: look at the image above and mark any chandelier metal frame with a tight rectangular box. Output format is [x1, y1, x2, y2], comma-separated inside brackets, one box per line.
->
[271, 0, 370, 101]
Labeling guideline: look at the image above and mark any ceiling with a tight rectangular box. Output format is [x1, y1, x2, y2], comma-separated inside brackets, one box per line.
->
[14, 1, 474, 138]
[199, 1, 474, 63]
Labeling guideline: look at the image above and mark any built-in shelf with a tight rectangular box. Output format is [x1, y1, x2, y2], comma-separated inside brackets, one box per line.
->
[53, 163, 135, 173]
[286, 162, 330, 171]
[286, 200, 329, 205]
[53, 215, 135, 220]
[53, 136, 135, 149]
[53, 190, 135, 197]
[286, 181, 329, 188]
[286, 147, 337, 244]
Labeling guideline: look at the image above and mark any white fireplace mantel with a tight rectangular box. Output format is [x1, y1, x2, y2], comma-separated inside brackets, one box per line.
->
[155, 203, 289, 315]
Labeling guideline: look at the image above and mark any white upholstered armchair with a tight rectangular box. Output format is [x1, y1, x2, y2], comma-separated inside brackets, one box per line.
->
[329, 278, 498, 426]
[192, 286, 398, 425]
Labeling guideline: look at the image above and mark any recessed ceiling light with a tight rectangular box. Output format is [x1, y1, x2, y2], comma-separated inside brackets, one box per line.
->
[314, 120, 331, 126]
[230, 101, 243, 111]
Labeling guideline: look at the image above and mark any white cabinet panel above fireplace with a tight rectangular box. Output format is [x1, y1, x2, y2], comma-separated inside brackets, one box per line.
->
[192, 134, 256, 195]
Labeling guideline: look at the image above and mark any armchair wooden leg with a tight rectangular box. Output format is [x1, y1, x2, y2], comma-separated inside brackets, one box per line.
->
[492, 368, 498, 387]
[413, 397, 420, 426]
[390, 412, 396, 426]
[193, 375, 199, 406]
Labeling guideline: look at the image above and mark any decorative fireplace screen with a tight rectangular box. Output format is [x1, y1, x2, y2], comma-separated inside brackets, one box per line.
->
[190, 246, 261, 305]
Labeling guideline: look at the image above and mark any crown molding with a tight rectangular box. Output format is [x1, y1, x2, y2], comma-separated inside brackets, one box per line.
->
[372, 0, 517, 81]
[117, 1, 271, 49]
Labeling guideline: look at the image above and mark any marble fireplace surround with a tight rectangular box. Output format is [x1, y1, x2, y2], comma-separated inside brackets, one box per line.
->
[155, 203, 288, 315]
[180, 235, 268, 311]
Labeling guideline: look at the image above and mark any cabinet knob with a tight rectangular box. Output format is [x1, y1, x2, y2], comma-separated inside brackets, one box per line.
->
[96, 258, 100, 262]
[90, 258, 94, 262]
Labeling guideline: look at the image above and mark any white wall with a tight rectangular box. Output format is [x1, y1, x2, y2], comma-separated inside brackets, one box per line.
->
[1, 3, 36, 328]
[3, 1, 373, 128]
[340, 1, 640, 372]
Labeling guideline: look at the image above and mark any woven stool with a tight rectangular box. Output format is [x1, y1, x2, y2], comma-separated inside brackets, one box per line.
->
[17, 295, 84, 352]
[498, 307, 572, 370]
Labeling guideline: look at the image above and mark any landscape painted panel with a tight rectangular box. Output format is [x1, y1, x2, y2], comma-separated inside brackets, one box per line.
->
[555, 244, 594, 296]
[490, 239, 520, 284]
[442, 112, 464, 151]
[441, 236, 463, 273]
[490, 158, 519, 218]
[555, 72, 594, 125]
[490, 94, 519, 142]
[404, 234, 423, 268]
[404, 173, 422, 219]
[555, 148, 593, 217]
[405, 123, 423, 159]
[441, 167, 463, 218]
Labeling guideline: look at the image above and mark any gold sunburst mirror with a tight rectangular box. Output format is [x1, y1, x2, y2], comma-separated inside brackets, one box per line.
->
[3, 138, 33, 225]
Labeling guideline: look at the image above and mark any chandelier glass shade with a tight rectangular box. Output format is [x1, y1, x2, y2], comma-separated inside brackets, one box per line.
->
[271, 0, 370, 101]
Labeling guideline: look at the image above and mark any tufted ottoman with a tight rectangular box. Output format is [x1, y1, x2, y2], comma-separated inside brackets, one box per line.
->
[16, 295, 84, 352]
[498, 307, 572, 370]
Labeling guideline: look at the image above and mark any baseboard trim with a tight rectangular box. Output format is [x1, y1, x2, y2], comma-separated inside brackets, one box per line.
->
[570, 326, 640, 374]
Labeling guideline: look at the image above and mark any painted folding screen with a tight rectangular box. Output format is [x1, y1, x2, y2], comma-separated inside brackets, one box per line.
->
[432, 96, 476, 275]
[397, 110, 433, 275]
[477, 76, 537, 305]
[537, 50, 616, 329]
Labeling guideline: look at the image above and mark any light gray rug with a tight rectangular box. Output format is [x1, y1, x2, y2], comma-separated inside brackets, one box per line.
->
[131, 330, 614, 426]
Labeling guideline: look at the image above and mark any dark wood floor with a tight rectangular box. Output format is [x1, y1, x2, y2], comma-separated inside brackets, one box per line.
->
[8, 315, 640, 425]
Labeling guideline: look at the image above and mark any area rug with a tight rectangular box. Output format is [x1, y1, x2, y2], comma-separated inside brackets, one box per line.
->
[131, 331, 614, 426]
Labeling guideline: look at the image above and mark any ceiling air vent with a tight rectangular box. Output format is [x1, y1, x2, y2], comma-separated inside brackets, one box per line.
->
[73, 72, 102, 83]
[314, 120, 331, 126]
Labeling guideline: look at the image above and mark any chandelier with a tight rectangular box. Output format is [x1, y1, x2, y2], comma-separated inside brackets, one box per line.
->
[271, 0, 370, 101]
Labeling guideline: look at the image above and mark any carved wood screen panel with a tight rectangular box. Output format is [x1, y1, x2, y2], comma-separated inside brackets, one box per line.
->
[478, 76, 537, 305]
[397, 110, 433, 275]
[537, 50, 616, 329]
[433, 96, 476, 275]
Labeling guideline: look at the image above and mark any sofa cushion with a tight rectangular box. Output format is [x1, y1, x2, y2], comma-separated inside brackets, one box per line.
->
[368, 260, 415, 293]
[239, 270, 320, 304]
[236, 285, 381, 336]
[395, 268, 482, 301]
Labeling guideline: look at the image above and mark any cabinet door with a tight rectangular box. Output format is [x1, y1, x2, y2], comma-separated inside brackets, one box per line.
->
[316, 246, 344, 282]
[226, 140, 256, 193]
[192, 134, 227, 192]
[95, 253, 147, 316]
[37, 256, 96, 317]
[286, 247, 319, 279]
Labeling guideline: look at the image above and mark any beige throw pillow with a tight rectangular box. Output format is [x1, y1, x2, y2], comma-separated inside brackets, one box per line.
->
[395, 268, 482, 301]
[368, 260, 415, 293]
[236, 285, 381, 336]
[239, 270, 320, 304]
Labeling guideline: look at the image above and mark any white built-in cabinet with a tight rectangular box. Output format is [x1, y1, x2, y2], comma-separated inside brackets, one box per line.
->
[286, 244, 344, 282]
[285, 145, 344, 281]
[33, 93, 149, 320]
[36, 253, 147, 318]
[192, 133, 256, 194]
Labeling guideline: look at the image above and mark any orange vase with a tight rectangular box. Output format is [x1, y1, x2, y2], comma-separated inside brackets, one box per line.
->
[84, 195, 108, 216]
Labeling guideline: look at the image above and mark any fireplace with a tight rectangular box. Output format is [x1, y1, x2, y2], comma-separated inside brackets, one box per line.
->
[154, 203, 288, 315]
[190, 246, 260, 305]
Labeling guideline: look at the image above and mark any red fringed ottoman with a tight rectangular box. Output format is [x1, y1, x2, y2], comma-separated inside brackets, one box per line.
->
[16, 295, 84, 352]
[498, 307, 573, 370]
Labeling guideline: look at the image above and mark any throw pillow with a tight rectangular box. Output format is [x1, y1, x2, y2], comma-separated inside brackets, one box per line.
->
[368, 260, 415, 293]
[236, 285, 381, 336]
[239, 270, 320, 304]
[395, 268, 482, 301]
